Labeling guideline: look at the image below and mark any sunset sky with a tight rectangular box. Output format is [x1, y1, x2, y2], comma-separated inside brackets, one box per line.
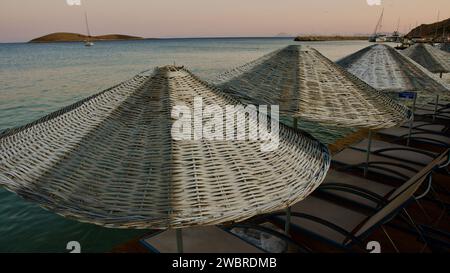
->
[1, 0, 449, 42]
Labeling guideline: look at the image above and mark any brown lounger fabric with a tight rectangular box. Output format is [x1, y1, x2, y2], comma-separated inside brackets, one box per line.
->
[414, 109, 450, 119]
[278, 196, 366, 244]
[400, 121, 447, 134]
[332, 148, 423, 179]
[378, 127, 450, 145]
[143, 226, 264, 253]
[321, 170, 394, 208]
[350, 139, 436, 165]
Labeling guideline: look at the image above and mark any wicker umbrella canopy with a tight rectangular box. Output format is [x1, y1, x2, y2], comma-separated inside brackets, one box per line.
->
[338, 44, 450, 146]
[402, 43, 450, 74]
[0, 66, 330, 229]
[337, 44, 449, 94]
[215, 45, 411, 130]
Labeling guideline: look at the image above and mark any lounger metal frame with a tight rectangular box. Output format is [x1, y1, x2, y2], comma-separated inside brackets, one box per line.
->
[139, 225, 311, 253]
[268, 151, 449, 252]
[350, 145, 437, 167]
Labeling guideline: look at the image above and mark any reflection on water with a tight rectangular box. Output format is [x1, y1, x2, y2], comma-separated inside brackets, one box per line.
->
[0, 38, 374, 252]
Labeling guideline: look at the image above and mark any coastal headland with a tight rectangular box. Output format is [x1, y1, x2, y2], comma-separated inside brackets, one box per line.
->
[29, 32, 148, 43]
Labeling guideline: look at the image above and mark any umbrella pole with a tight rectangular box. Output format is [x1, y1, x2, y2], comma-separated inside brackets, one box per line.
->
[285, 207, 291, 235]
[176, 229, 184, 253]
[282, 117, 300, 244]
[433, 95, 439, 122]
[364, 130, 372, 177]
[434, 72, 442, 121]
[285, 117, 298, 236]
[407, 93, 417, 147]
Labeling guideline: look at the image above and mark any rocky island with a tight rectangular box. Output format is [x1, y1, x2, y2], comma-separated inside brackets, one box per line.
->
[29, 32, 147, 43]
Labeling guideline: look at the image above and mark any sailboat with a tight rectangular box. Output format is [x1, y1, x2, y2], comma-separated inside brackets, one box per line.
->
[369, 8, 386, 43]
[386, 18, 402, 43]
[84, 12, 94, 47]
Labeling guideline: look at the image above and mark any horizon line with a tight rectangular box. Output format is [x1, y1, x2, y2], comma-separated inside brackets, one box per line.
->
[0, 34, 379, 44]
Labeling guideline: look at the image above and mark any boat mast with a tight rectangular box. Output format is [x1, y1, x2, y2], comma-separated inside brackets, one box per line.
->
[435, 10, 440, 40]
[373, 8, 384, 37]
[85, 11, 92, 40]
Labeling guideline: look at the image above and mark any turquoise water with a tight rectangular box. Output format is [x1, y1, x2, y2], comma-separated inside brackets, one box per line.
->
[0, 38, 371, 252]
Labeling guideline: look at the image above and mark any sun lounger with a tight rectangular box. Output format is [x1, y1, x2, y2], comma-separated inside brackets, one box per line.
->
[350, 139, 437, 167]
[318, 170, 399, 209]
[417, 104, 450, 113]
[414, 108, 450, 120]
[320, 149, 449, 211]
[333, 145, 450, 203]
[320, 152, 449, 248]
[328, 150, 448, 195]
[332, 148, 423, 181]
[139, 225, 307, 253]
[377, 127, 450, 149]
[400, 121, 449, 135]
[270, 159, 438, 251]
[139, 226, 264, 253]
[427, 101, 450, 109]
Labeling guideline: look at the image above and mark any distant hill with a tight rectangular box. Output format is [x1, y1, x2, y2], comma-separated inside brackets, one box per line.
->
[406, 18, 450, 40]
[29, 32, 146, 43]
[294, 35, 369, 42]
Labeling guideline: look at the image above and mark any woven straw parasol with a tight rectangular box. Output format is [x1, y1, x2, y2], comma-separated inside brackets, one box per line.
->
[0, 66, 330, 234]
[338, 44, 450, 143]
[215, 45, 411, 130]
[337, 44, 449, 94]
[402, 43, 450, 121]
[214, 45, 411, 235]
[402, 43, 450, 75]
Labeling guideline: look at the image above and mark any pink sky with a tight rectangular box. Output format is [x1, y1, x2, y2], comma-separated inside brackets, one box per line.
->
[1, 0, 449, 42]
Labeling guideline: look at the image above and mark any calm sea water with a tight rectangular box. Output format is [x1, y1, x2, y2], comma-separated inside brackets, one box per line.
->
[0, 38, 373, 252]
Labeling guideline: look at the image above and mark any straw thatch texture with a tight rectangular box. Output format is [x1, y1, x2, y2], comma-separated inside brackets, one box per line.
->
[337, 44, 449, 94]
[0, 66, 330, 229]
[402, 43, 450, 74]
[214, 45, 411, 129]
